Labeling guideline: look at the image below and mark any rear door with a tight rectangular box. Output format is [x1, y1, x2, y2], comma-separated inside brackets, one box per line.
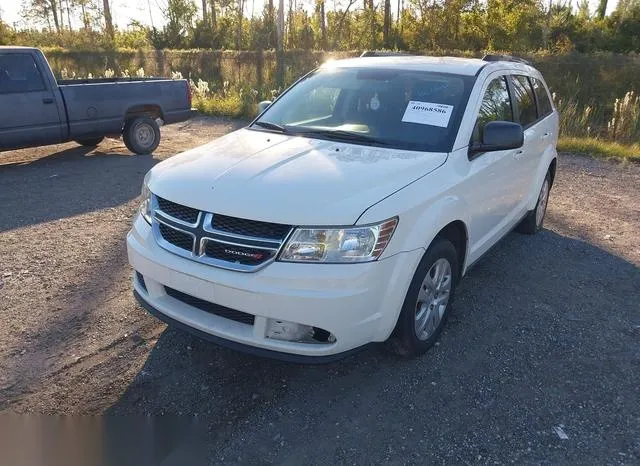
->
[507, 75, 543, 209]
[0, 51, 63, 150]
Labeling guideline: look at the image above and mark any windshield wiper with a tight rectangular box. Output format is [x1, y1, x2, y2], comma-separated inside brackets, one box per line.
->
[286, 127, 390, 146]
[253, 120, 287, 133]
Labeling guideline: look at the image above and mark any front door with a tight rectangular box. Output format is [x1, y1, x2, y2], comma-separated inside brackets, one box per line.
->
[463, 74, 523, 262]
[0, 52, 63, 151]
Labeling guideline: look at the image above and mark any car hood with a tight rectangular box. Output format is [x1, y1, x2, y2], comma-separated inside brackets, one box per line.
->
[148, 128, 447, 225]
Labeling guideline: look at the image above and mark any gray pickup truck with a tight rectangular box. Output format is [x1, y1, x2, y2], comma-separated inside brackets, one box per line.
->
[0, 46, 192, 155]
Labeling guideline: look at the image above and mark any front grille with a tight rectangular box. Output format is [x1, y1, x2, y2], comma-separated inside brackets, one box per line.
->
[157, 197, 199, 224]
[204, 241, 277, 266]
[165, 287, 255, 325]
[159, 223, 194, 252]
[211, 214, 291, 240]
[153, 195, 291, 272]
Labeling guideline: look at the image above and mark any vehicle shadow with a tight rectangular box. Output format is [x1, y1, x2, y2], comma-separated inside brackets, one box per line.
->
[0, 144, 158, 232]
[105, 228, 640, 463]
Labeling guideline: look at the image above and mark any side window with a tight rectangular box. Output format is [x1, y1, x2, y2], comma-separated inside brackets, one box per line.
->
[532, 78, 553, 118]
[0, 53, 46, 94]
[473, 76, 512, 142]
[511, 75, 537, 127]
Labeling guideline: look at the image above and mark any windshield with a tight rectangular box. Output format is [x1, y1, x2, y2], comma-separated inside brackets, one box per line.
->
[252, 66, 475, 152]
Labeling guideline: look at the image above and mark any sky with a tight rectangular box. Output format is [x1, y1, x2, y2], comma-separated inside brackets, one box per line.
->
[0, 0, 621, 29]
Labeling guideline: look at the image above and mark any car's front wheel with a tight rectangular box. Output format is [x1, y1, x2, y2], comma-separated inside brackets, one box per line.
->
[392, 237, 458, 357]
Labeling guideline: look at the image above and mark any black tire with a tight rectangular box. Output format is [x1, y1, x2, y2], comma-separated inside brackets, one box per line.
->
[516, 172, 551, 235]
[122, 116, 160, 155]
[75, 137, 104, 147]
[392, 238, 459, 357]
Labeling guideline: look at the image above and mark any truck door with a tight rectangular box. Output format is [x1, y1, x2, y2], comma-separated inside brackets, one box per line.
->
[0, 52, 63, 151]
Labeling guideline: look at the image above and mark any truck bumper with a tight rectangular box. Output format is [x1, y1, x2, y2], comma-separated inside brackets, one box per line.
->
[127, 214, 423, 361]
[163, 109, 194, 125]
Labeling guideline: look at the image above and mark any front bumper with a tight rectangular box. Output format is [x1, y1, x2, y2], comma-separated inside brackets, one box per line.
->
[127, 215, 422, 360]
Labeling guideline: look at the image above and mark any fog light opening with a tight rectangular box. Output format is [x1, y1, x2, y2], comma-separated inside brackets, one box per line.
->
[265, 319, 336, 344]
[312, 327, 336, 343]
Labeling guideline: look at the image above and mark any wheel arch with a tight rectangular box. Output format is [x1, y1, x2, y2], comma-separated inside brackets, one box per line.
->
[548, 157, 557, 187]
[434, 220, 468, 281]
[123, 104, 164, 128]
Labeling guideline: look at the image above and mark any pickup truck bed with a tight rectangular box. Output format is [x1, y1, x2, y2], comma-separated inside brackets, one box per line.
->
[0, 46, 192, 154]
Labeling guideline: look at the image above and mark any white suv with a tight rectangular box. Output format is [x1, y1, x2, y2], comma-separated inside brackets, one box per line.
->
[127, 54, 558, 362]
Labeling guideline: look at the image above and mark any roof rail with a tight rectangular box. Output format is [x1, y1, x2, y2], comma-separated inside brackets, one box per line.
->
[482, 54, 532, 66]
[360, 50, 413, 57]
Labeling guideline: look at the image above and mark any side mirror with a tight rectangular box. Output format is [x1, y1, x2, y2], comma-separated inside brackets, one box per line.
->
[258, 100, 272, 114]
[470, 121, 524, 155]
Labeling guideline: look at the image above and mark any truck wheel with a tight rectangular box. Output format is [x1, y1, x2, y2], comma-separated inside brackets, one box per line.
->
[391, 238, 459, 357]
[123, 116, 160, 155]
[75, 137, 104, 147]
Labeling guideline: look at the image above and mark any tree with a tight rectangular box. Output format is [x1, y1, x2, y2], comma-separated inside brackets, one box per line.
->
[102, 0, 114, 39]
[596, 0, 608, 19]
[236, 0, 244, 48]
[278, 0, 284, 50]
[202, 0, 208, 25]
[382, 0, 390, 47]
[22, 0, 62, 32]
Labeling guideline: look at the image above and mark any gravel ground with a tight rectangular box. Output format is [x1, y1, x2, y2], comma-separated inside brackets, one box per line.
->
[0, 116, 638, 464]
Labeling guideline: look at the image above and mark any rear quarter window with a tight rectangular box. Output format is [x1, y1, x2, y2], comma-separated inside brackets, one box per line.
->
[532, 78, 553, 118]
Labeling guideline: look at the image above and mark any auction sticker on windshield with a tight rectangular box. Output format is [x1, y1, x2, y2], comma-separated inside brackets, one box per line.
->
[401, 101, 453, 127]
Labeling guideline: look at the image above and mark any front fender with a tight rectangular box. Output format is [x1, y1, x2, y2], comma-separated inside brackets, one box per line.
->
[358, 168, 471, 266]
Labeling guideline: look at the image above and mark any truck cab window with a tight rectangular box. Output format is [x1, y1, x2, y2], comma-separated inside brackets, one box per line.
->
[0, 54, 46, 94]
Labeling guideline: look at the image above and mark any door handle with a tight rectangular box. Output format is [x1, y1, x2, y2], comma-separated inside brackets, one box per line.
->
[42, 97, 54, 104]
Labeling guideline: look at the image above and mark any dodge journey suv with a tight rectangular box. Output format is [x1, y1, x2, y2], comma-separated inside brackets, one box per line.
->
[127, 54, 559, 362]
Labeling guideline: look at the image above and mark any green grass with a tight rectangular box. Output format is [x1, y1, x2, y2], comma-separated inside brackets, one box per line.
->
[558, 137, 640, 162]
[193, 94, 257, 119]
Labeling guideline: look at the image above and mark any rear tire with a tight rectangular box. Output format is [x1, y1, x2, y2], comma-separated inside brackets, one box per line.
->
[75, 137, 104, 147]
[517, 172, 551, 235]
[123, 116, 160, 155]
[392, 238, 459, 357]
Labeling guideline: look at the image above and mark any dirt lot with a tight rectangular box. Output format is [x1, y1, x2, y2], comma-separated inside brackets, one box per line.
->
[1, 116, 639, 464]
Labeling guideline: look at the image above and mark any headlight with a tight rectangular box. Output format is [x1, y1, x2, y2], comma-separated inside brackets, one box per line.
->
[139, 172, 152, 224]
[279, 218, 398, 263]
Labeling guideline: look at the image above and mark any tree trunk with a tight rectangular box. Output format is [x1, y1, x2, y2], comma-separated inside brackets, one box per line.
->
[319, 0, 326, 49]
[383, 0, 390, 47]
[210, 0, 217, 29]
[268, 0, 275, 47]
[80, 2, 90, 29]
[287, 0, 293, 48]
[65, 0, 72, 31]
[102, 0, 115, 40]
[277, 0, 284, 51]
[202, 0, 208, 25]
[59, 0, 65, 30]
[49, 0, 61, 33]
[596, 0, 607, 19]
[369, 0, 375, 49]
[236, 0, 244, 49]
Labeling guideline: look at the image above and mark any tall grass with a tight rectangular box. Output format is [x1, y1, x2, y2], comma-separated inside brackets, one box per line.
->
[554, 90, 640, 159]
